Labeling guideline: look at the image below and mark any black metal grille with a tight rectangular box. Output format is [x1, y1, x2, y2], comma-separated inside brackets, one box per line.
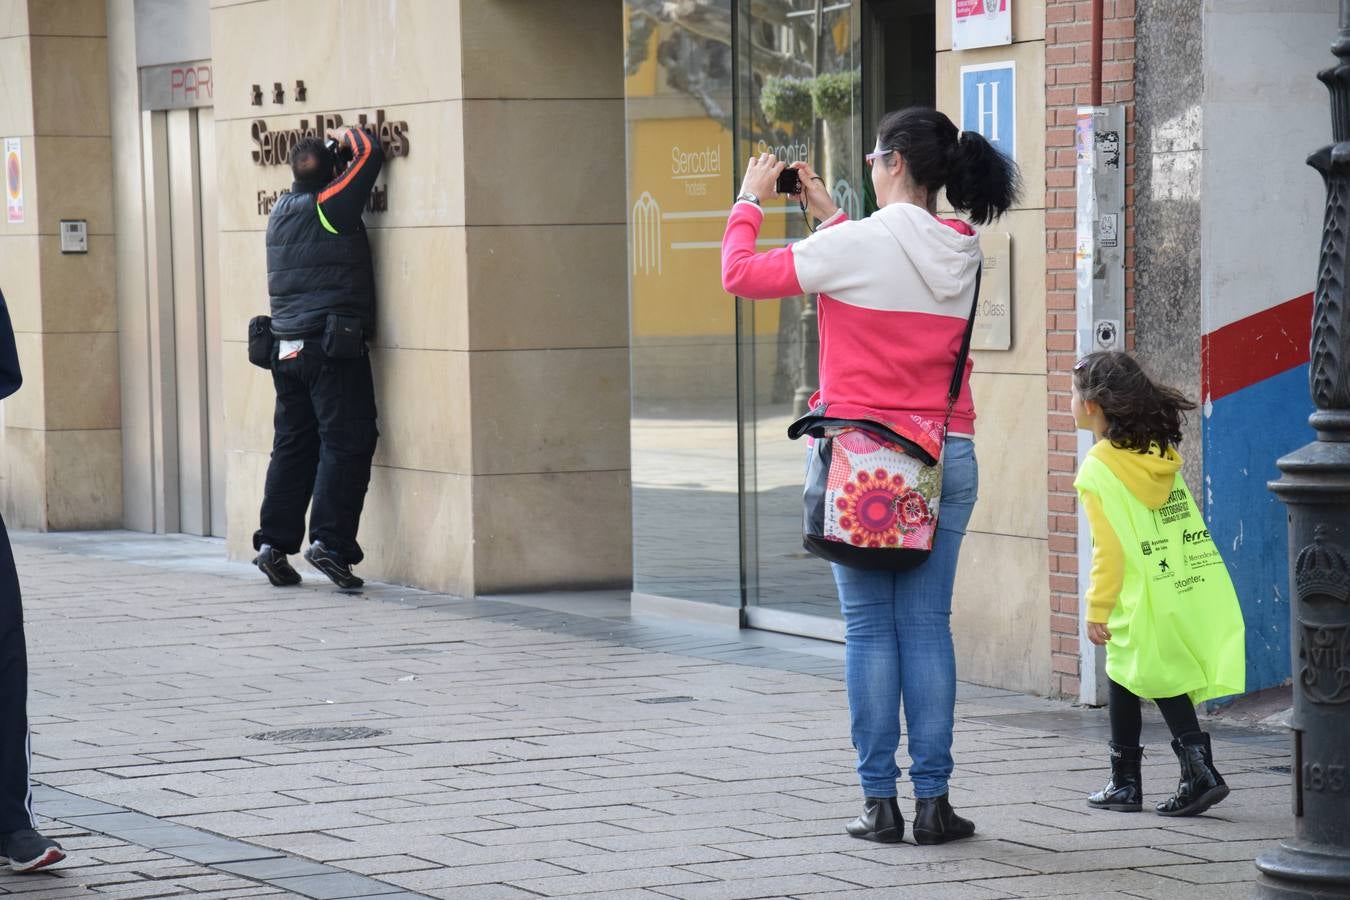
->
[248, 727, 390, 743]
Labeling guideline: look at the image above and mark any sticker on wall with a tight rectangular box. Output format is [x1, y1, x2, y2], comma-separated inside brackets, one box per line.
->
[960, 62, 1015, 163]
[952, 0, 1011, 50]
[5, 138, 22, 224]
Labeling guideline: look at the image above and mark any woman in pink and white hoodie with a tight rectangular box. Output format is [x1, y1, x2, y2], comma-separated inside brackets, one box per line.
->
[722, 108, 1019, 846]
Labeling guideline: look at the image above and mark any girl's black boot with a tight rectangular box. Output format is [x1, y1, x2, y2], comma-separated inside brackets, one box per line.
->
[845, 796, 903, 843]
[1156, 731, 1229, 817]
[912, 793, 975, 845]
[1087, 742, 1144, 812]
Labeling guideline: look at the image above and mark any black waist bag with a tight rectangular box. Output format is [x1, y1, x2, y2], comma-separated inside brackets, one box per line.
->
[321, 314, 365, 359]
[247, 315, 274, 369]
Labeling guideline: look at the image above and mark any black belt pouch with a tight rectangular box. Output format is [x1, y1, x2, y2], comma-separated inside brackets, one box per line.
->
[247, 315, 274, 369]
[321, 314, 364, 359]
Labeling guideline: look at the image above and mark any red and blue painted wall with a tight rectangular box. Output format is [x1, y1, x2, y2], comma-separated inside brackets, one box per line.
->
[1201, 292, 1313, 693]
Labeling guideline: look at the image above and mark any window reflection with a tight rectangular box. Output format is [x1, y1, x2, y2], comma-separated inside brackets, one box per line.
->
[625, 0, 741, 606]
[741, 0, 861, 620]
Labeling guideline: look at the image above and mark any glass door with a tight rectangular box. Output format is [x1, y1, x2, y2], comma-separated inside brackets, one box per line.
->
[735, 0, 935, 639]
[623, 1, 742, 614]
[734, 0, 863, 639]
[621, 0, 936, 636]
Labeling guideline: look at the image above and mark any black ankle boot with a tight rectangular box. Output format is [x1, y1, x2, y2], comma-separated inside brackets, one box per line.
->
[1088, 742, 1144, 812]
[912, 793, 975, 845]
[1156, 731, 1229, 817]
[845, 796, 903, 843]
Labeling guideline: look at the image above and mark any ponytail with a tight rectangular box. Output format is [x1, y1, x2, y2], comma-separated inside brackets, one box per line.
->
[944, 130, 1020, 225]
[874, 107, 1021, 225]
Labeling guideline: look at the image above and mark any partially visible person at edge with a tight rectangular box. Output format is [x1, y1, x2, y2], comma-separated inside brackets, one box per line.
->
[720, 107, 1019, 845]
[1072, 351, 1244, 817]
[0, 287, 67, 874]
[252, 126, 383, 590]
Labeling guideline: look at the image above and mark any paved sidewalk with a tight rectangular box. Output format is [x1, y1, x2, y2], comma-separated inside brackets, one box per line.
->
[1, 532, 1290, 899]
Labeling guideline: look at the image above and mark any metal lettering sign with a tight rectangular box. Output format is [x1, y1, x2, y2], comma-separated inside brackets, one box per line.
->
[960, 62, 1016, 162]
[972, 231, 1012, 351]
[139, 61, 213, 111]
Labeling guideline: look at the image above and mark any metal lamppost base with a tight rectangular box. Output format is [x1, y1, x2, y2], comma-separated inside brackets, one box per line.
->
[1258, 841, 1350, 899]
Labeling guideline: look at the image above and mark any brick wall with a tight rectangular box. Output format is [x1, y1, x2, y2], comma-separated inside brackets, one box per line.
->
[1044, 0, 1136, 698]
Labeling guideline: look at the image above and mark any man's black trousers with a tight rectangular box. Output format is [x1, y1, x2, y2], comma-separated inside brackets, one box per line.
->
[253, 344, 379, 565]
[0, 513, 35, 834]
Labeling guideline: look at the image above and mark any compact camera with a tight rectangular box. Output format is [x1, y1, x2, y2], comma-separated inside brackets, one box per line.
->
[324, 137, 354, 174]
[776, 167, 802, 197]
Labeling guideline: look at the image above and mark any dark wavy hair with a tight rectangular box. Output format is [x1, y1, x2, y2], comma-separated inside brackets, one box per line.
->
[1073, 351, 1196, 454]
[875, 107, 1021, 224]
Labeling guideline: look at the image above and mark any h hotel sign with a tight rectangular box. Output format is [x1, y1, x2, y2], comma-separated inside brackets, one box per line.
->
[960, 62, 1016, 163]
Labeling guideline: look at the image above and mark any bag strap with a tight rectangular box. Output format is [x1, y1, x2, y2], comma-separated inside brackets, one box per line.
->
[943, 264, 982, 426]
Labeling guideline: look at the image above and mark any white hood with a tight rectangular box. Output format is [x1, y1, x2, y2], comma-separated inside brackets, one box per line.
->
[791, 202, 983, 316]
[873, 203, 982, 306]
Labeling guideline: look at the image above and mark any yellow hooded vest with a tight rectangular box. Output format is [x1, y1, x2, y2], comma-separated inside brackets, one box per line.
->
[1074, 441, 1246, 704]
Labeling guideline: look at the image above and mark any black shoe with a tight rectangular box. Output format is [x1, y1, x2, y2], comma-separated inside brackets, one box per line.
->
[913, 793, 975, 845]
[1156, 732, 1229, 817]
[303, 541, 364, 589]
[1088, 742, 1144, 812]
[0, 829, 66, 873]
[253, 544, 302, 587]
[845, 796, 904, 843]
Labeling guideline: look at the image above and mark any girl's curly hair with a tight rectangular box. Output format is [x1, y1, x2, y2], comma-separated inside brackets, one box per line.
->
[1073, 351, 1196, 454]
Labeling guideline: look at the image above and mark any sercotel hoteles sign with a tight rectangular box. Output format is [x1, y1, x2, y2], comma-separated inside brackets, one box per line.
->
[251, 108, 409, 216]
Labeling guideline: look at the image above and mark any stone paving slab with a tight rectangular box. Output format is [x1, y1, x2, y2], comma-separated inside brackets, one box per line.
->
[0, 531, 1296, 899]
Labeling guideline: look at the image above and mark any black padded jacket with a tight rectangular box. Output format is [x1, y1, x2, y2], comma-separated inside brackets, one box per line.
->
[266, 127, 384, 339]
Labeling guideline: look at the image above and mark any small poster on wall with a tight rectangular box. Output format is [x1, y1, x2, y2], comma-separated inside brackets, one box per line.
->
[5, 138, 22, 224]
[960, 62, 1016, 162]
[952, 0, 1012, 50]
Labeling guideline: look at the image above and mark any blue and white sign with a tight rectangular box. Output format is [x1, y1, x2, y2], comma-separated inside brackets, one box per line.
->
[960, 62, 1016, 163]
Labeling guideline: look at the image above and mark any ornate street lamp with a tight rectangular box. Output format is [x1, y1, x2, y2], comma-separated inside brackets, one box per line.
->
[1255, 2, 1350, 896]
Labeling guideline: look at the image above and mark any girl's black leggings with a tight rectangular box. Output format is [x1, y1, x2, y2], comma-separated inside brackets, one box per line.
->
[1108, 678, 1200, 747]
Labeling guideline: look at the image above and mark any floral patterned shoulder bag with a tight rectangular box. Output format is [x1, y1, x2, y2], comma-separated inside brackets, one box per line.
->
[787, 269, 980, 571]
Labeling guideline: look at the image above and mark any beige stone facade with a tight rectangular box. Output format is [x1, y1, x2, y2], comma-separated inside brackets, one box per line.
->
[0, 0, 1064, 695]
[0, 0, 122, 531]
[211, 0, 632, 594]
[939, 5, 1051, 692]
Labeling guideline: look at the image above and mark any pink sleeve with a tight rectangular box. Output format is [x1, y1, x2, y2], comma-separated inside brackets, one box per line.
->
[720, 202, 803, 300]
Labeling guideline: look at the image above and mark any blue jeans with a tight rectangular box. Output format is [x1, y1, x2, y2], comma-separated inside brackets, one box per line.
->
[831, 437, 978, 799]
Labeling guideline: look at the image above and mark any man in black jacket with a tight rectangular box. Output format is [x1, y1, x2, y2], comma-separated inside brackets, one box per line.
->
[253, 127, 383, 590]
[0, 289, 66, 873]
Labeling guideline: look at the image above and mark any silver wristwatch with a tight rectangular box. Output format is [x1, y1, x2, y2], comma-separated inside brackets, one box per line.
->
[736, 191, 760, 206]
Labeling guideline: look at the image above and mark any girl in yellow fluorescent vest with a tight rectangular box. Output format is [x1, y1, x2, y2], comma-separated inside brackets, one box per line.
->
[1071, 351, 1245, 816]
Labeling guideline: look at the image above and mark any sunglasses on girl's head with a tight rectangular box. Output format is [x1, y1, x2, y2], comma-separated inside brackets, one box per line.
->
[865, 149, 895, 167]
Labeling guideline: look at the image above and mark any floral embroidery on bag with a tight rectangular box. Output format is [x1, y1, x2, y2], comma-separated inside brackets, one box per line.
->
[823, 429, 942, 551]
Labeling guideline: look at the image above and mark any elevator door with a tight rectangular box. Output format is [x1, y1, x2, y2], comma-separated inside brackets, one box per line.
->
[152, 106, 224, 537]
